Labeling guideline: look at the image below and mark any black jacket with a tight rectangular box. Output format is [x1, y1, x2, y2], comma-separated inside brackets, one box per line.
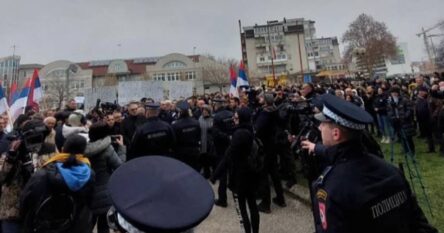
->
[312, 140, 437, 233]
[120, 115, 146, 147]
[20, 163, 95, 233]
[373, 94, 388, 115]
[226, 124, 258, 195]
[387, 96, 416, 136]
[172, 116, 201, 162]
[212, 109, 233, 157]
[415, 96, 431, 122]
[254, 106, 277, 152]
[128, 117, 176, 160]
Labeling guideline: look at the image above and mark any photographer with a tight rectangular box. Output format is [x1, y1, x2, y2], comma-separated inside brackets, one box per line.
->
[85, 122, 126, 233]
[387, 87, 416, 155]
[0, 120, 54, 232]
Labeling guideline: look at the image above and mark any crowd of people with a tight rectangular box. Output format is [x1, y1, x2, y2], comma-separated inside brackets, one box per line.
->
[0, 71, 442, 233]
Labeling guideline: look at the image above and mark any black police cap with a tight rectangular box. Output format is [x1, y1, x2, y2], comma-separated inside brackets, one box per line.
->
[176, 100, 190, 111]
[145, 102, 160, 109]
[108, 156, 214, 232]
[314, 94, 373, 130]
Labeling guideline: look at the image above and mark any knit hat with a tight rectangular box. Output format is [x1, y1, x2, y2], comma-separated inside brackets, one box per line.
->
[68, 113, 84, 127]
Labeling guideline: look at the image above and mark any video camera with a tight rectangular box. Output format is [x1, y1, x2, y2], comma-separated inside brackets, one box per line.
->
[101, 102, 119, 114]
[286, 99, 315, 116]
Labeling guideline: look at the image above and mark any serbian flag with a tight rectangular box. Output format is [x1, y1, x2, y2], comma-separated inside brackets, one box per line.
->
[27, 69, 42, 112]
[9, 80, 18, 105]
[0, 82, 9, 115]
[236, 61, 249, 88]
[229, 65, 238, 97]
[10, 78, 31, 122]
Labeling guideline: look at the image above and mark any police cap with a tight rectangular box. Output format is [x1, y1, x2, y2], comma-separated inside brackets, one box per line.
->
[176, 100, 190, 111]
[314, 94, 373, 130]
[108, 156, 214, 232]
[145, 102, 160, 110]
[212, 97, 225, 103]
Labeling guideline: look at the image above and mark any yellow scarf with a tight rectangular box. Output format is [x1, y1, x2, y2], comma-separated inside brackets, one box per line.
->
[43, 153, 91, 167]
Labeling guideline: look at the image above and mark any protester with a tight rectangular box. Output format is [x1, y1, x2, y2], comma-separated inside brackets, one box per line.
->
[255, 93, 286, 213]
[20, 135, 95, 233]
[85, 122, 126, 233]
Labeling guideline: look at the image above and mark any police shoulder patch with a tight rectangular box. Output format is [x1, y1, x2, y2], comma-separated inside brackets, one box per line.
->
[316, 188, 328, 201]
[317, 188, 328, 231]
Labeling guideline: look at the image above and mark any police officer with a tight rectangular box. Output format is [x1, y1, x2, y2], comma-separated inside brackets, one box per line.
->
[128, 103, 176, 160]
[301, 94, 437, 233]
[172, 101, 201, 171]
[107, 156, 214, 233]
[211, 97, 234, 207]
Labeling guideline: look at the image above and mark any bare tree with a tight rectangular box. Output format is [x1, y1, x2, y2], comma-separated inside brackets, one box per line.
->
[201, 55, 238, 92]
[342, 14, 397, 78]
[436, 21, 444, 70]
[44, 79, 68, 109]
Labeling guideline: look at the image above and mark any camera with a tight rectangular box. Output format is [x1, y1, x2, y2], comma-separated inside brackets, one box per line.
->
[286, 100, 314, 115]
[101, 102, 119, 114]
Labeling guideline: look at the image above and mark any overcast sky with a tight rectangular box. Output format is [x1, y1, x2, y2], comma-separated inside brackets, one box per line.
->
[0, 0, 443, 64]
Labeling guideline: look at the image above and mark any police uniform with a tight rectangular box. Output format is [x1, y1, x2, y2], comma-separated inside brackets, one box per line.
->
[172, 101, 201, 171]
[128, 103, 176, 160]
[212, 98, 234, 206]
[108, 156, 214, 232]
[312, 94, 437, 233]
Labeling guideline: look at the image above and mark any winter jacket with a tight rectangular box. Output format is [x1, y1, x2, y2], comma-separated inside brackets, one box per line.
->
[20, 155, 95, 233]
[226, 124, 258, 195]
[254, 106, 277, 153]
[373, 94, 388, 115]
[387, 96, 416, 137]
[120, 115, 146, 147]
[0, 144, 56, 221]
[415, 96, 432, 122]
[84, 136, 125, 214]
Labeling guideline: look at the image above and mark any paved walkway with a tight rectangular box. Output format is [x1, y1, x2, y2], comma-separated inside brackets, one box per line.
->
[195, 184, 314, 233]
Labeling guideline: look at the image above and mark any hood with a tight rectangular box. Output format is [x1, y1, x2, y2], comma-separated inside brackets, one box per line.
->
[85, 136, 111, 157]
[56, 163, 91, 192]
[62, 124, 88, 138]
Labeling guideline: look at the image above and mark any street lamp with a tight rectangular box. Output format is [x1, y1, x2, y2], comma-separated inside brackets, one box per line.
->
[66, 64, 78, 103]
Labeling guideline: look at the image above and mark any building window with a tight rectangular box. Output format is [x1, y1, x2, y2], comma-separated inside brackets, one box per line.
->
[167, 72, 175, 81]
[259, 57, 265, 62]
[163, 61, 187, 69]
[185, 71, 195, 80]
[80, 80, 84, 88]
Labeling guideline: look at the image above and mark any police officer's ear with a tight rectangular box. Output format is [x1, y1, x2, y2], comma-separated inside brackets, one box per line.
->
[332, 127, 341, 141]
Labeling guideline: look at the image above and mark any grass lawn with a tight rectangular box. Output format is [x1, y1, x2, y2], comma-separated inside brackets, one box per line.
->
[380, 137, 444, 232]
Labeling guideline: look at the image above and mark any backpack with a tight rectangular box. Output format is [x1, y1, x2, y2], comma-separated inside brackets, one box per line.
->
[247, 138, 265, 173]
[32, 193, 77, 233]
[31, 165, 85, 233]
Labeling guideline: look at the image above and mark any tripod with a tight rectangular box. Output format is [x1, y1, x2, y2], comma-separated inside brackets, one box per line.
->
[389, 127, 433, 217]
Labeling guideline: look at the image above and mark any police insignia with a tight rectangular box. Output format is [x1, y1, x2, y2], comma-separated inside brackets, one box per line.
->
[317, 189, 328, 230]
[316, 189, 327, 201]
[319, 202, 328, 230]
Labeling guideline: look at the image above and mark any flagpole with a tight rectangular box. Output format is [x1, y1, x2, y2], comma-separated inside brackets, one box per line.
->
[266, 21, 276, 83]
